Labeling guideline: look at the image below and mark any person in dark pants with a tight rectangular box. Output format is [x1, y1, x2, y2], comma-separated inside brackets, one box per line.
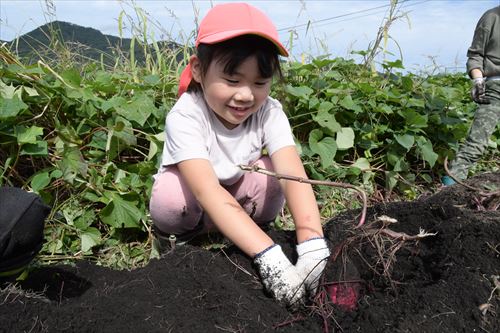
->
[442, 6, 500, 185]
[0, 187, 49, 279]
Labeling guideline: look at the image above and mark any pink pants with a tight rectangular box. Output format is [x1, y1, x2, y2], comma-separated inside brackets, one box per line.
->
[149, 156, 285, 234]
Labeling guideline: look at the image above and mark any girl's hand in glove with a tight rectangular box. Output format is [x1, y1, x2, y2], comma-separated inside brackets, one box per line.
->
[296, 237, 330, 295]
[254, 244, 306, 308]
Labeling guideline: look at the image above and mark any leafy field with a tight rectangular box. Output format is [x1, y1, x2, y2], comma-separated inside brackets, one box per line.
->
[0, 20, 499, 271]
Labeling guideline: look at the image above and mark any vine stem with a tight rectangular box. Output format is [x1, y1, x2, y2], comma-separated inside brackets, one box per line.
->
[238, 164, 367, 227]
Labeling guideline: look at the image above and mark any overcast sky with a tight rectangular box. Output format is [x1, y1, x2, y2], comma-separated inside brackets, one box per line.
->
[1, 0, 498, 73]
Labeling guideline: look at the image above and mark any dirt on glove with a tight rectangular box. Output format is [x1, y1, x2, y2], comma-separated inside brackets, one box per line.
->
[1, 172, 499, 333]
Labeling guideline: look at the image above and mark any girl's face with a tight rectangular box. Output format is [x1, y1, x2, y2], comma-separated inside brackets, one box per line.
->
[191, 55, 272, 129]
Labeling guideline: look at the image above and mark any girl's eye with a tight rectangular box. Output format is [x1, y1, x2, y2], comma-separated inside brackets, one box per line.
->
[225, 78, 238, 84]
[255, 81, 268, 86]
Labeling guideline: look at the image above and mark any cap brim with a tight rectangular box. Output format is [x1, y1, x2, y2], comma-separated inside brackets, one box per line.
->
[197, 29, 289, 57]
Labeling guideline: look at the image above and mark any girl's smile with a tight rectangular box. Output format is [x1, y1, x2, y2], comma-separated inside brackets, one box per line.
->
[191, 55, 271, 129]
[227, 105, 252, 120]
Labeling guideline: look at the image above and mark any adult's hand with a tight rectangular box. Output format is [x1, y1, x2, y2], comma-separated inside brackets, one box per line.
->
[471, 78, 489, 104]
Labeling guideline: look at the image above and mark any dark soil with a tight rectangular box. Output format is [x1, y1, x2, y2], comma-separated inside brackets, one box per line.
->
[1, 172, 499, 333]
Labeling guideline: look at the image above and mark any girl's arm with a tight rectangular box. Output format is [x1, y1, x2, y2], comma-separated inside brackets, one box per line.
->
[271, 146, 329, 295]
[178, 157, 307, 306]
[177, 158, 274, 257]
[270, 146, 324, 243]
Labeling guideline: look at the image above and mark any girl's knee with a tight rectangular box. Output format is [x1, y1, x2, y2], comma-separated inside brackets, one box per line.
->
[248, 156, 281, 190]
[253, 155, 273, 170]
[238, 156, 285, 222]
[149, 168, 203, 234]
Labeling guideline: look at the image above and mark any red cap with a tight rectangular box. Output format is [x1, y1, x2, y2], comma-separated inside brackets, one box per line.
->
[178, 3, 288, 97]
[195, 3, 288, 56]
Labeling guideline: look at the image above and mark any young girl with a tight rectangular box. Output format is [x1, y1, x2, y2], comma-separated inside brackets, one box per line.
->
[149, 2, 330, 307]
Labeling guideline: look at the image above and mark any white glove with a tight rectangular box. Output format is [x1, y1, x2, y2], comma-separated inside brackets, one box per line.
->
[296, 237, 330, 295]
[471, 77, 489, 104]
[254, 244, 306, 307]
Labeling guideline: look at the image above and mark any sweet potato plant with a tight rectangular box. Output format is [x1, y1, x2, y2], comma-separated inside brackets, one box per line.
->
[0, 39, 498, 268]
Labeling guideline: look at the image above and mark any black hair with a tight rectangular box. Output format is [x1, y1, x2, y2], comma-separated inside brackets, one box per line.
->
[187, 34, 283, 93]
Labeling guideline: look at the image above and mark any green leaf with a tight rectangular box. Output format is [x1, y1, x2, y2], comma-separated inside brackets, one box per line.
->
[336, 127, 355, 150]
[384, 59, 404, 69]
[105, 118, 137, 160]
[318, 101, 334, 113]
[387, 150, 408, 172]
[99, 192, 143, 229]
[416, 136, 438, 167]
[285, 85, 314, 99]
[31, 171, 51, 192]
[147, 138, 160, 161]
[61, 68, 82, 88]
[406, 98, 425, 108]
[352, 158, 370, 170]
[402, 76, 414, 89]
[73, 210, 96, 230]
[313, 109, 341, 133]
[143, 74, 160, 85]
[116, 94, 155, 126]
[0, 96, 28, 119]
[438, 86, 461, 102]
[91, 71, 116, 94]
[15, 126, 44, 144]
[22, 86, 39, 97]
[114, 121, 125, 132]
[324, 70, 342, 81]
[57, 146, 88, 183]
[88, 130, 107, 150]
[309, 129, 337, 169]
[385, 171, 398, 191]
[362, 171, 374, 185]
[51, 169, 63, 179]
[0, 81, 18, 98]
[66, 87, 83, 99]
[101, 95, 127, 112]
[112, 118, 136, 146]
[80, 227, 102, 252]
[20, 141, 48, 156]
[395, 134, 415, 151]
[46, 239, 64, 254]
[377, 103, 393, 114]
[421, 174, 433, 183]
[81, 191, 104, 203]
[398, 110, 428, 128]
[61, 200, 86, 226]
[339, 95, 363, 114]
[56, 123, 83, 145]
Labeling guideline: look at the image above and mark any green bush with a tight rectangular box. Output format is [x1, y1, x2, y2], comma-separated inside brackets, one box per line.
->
[0, 41, 497, 268]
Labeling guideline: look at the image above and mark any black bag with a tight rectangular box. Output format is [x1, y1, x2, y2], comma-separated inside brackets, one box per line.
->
[0, 187, 50, 275]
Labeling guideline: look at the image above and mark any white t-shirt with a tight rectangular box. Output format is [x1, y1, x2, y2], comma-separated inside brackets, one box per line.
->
[159, 92, 295, 185]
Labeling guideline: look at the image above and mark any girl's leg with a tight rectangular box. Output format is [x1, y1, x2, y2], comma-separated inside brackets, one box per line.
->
[224, 156, 285, 225]
[149, 166, 203, 235]
[150, 156, 284, 235]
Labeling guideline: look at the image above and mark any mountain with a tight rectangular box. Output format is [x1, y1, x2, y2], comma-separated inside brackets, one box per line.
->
[3, 21, 185, 65]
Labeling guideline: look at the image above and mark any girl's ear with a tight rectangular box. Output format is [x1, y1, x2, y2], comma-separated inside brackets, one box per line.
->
[190, 55, 202, 83]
